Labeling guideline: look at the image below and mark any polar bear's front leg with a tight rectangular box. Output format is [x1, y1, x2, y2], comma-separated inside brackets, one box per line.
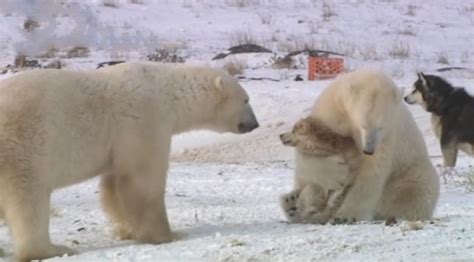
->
[4, 182, 74, 262]
[114, 173, 173, 244]
[111, 133, 174, 244]
[100, 174, 133, 240]
[280, 189, 303, 223]
[334, 160, 388, 222]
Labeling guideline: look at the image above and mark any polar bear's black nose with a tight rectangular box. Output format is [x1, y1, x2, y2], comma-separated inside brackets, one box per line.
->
[363, 150, 374, 155]
[238, 121, 259, 133]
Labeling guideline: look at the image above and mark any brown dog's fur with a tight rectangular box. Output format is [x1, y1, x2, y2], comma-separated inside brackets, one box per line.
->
[279, 117, 360, 224]
[280, 117, 358, 160]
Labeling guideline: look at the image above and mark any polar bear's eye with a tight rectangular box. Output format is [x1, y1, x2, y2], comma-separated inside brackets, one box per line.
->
[244, 98, 249, 104]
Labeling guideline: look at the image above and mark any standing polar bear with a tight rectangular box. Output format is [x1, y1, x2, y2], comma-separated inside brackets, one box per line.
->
[0, 62, 259, 262]
[287, 70, 439, 222]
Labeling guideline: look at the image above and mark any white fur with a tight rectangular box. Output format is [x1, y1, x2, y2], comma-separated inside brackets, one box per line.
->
[296, 70, 439, 221]
[0, 62, 257, 261]
[294, 153, 350, 190]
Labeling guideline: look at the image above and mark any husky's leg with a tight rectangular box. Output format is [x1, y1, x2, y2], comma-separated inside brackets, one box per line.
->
[440, 131, 458, 167]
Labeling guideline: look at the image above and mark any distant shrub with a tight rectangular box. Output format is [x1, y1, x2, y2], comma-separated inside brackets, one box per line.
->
[229, 30, 260, 46]
[358, 45, 380, 61]
[102, 0, 119, 8]
[405, 4, 417, 16]
[65, 46, 90, 58]
[23, 18, 40, 32]
[398, 26, 416, 36]
[44, 60, 63, 69]
[272, 56, 293, 69]
[14, 54, 41, 68]
[223, 60, 245, 76]
[257, 11, 273, 25]
[436, 52, 450, 64]
[225, 0, 259, 8]
[146, 48, 185, 63]
[322, 1, 337, 21]
[37, 45, 59, 59]
[389, 41, 410, 59]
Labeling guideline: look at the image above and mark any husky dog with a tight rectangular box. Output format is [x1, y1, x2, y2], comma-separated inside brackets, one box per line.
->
[404, 72, 474, 167]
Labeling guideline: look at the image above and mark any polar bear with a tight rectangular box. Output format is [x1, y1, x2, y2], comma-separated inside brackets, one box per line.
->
[0, 62, 259, 262]
[294, 70, 439, 222]
[278, 117, 359, 224]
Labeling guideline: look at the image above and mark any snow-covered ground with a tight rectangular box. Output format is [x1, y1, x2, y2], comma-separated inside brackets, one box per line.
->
[0, 0, 474, 261]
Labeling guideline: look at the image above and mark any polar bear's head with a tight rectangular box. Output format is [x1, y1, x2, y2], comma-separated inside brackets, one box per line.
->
[338, 71, 402, 155]
[211, 73, 259, 134]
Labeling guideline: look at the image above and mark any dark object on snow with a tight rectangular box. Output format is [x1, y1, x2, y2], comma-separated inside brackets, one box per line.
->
[14, 55, 41, 68]
[436, 67, 468, 72]
[287, 49, 344, 58]
[66, 46, 90, 58]
[294, 74, 303, 81]
[23, 18, 40, 32]
[236, 76, 280, 82]
[212, 44, 272, 60]
[330, 217, 356, 225]
[385, 216, 398, 226]
[96, 60, 126, 69]
[146, 48, 186, 63]
[272, 56, 293, 69]
[44, 60, 62, 69]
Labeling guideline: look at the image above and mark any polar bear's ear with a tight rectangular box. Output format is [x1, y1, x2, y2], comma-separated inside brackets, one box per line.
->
[214, 76, 223, 90]
[214, 76, 224, 92]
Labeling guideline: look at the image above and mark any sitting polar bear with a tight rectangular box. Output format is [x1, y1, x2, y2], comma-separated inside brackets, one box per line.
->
[287, 70, 439, 223]
[0, 62, 259, 262]
[279, 117, 360, 224]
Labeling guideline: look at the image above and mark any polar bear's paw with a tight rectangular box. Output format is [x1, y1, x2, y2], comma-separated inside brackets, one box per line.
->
[280, 190, 303, 223]
[114, 225, 133, 240]
[18, 244, 76, 262]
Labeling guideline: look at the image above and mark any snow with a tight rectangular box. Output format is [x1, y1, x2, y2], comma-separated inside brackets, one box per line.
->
[2, 163, 474, 261]
[1, 0, 474, 261]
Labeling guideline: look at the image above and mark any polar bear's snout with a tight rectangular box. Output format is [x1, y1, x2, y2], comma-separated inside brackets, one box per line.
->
[238, 105, 259, 133]
[361, 127, 384, 155]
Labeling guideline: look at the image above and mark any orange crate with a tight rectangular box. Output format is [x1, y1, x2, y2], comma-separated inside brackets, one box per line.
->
[308, 56, 344, 80]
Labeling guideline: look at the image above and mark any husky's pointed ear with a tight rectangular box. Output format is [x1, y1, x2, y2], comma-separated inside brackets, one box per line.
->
[417, 72, 428, 87]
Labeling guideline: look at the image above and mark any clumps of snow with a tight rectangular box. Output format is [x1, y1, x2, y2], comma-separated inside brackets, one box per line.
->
[400, 220, 425, 232]
[439, 166, 474, 192]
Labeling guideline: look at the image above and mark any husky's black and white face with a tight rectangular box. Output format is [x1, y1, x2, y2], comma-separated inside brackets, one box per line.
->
[404, 72, 429, 109]
[403, 72, 453, 113]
